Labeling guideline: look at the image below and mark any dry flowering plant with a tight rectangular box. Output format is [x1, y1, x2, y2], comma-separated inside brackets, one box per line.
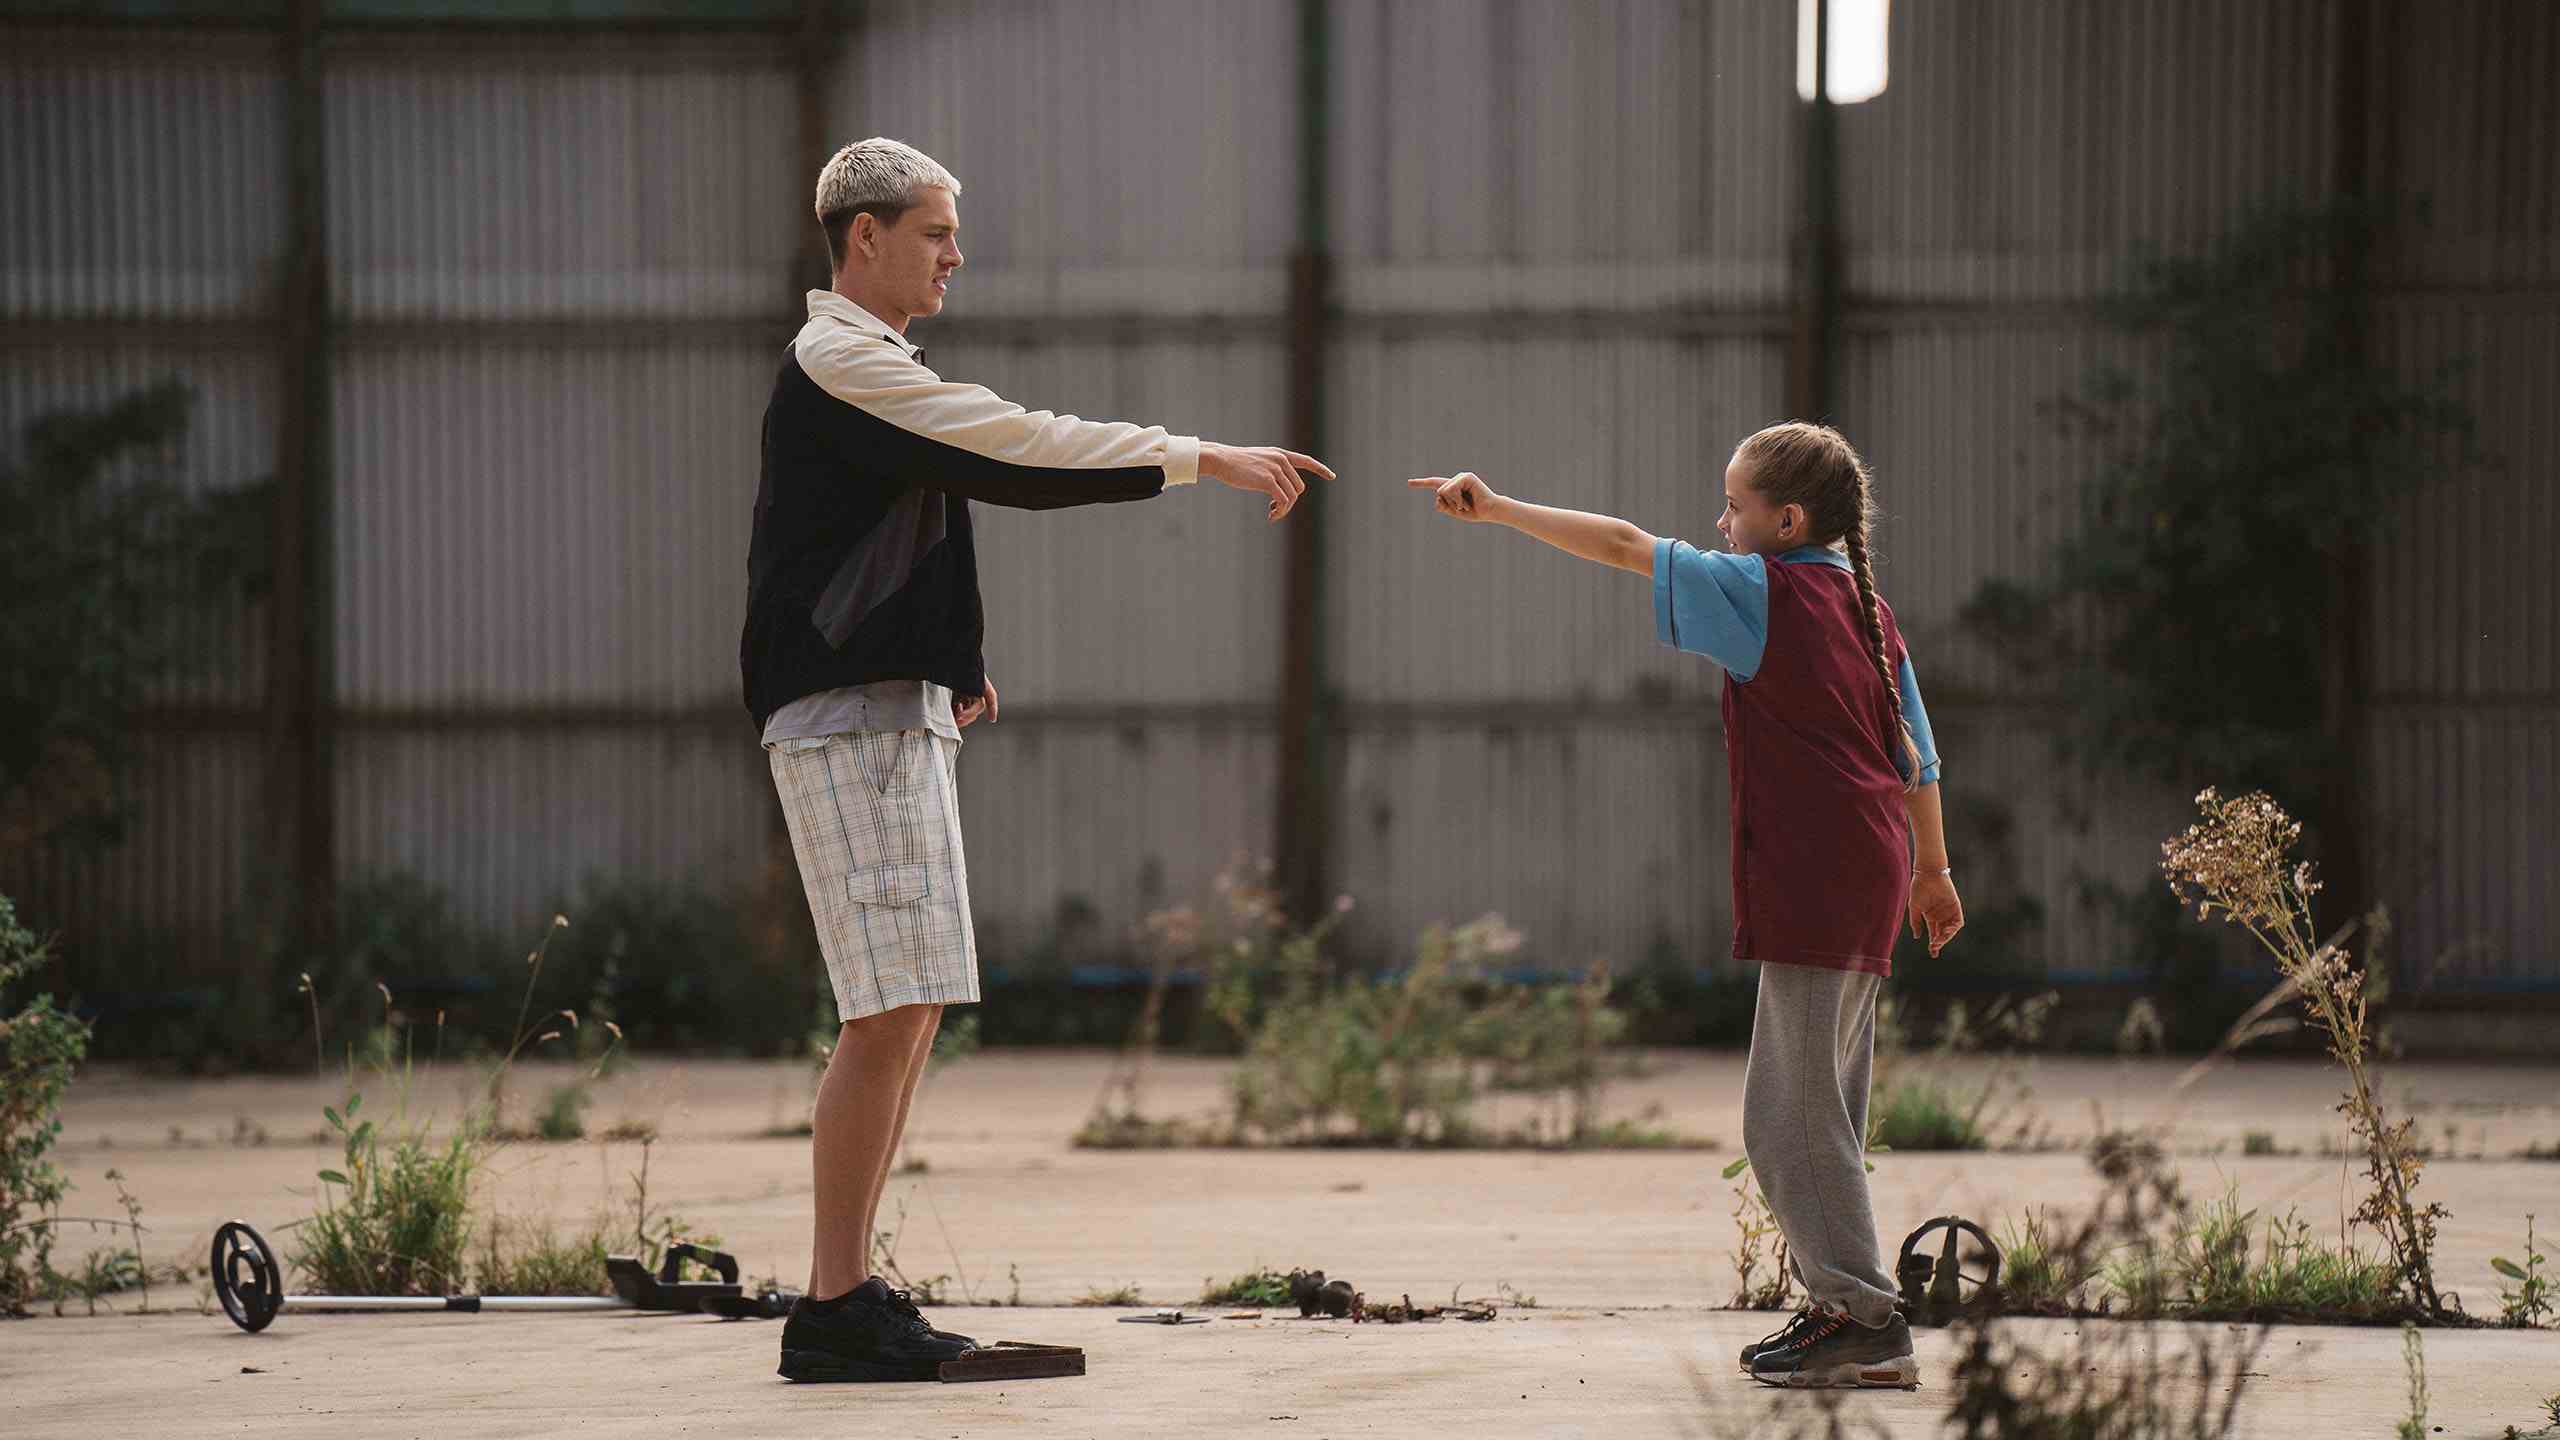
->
[2161, 788, 2446, 1317]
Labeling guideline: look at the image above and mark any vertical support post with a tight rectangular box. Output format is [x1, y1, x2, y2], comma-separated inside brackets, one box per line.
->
[1276, 0, 1333, 922]
[2325, 0, 2379, 971]
[794, 0, 842, 302]
[1787, 0, 1839, 421]
[761, 0, 848, 1012]
[270, 0, 334, 953]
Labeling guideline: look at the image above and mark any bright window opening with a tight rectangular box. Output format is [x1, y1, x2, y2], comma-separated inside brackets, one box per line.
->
[1797, 0, 1890, 103]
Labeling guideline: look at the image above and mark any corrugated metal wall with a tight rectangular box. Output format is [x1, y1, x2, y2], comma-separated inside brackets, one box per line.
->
[4, 0, 2551, 1005]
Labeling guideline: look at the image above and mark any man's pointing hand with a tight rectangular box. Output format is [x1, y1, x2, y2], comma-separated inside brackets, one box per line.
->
[1200, 442, 1335, 522]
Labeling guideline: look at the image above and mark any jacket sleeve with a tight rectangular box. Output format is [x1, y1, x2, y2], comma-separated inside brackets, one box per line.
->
[796, 327, 1199, 510]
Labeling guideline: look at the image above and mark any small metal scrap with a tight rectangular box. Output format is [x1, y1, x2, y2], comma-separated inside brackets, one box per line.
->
[1116, 1307, 1211, 1325]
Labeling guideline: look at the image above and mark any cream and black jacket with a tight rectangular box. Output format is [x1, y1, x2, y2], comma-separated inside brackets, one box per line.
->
[742, 291, 1199, 729]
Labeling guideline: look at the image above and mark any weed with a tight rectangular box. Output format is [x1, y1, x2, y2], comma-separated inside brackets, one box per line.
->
[291, 914, 632, 1297]
[2395, 1323, 2428, 1440]
[2168, 1192, 2399, 1322]
[1868, 1076, 1988, 1151]
[533, 1083, 591, 1142]
[1722, 1155, 1797, 1311]
[2241, 1130, 2279, 1156]
[1075, 1282, 1144, 1306]
[295, 1088, 478, 1296]
[38, 1243, 141, 1315]
[867, 1194, 955, 1305]
[1070, 1111, 1220, 1148]
[2164, 788, 2449, 1316]
[1868, 990, 2055, 1153]
[1200, 1267, 1291, 1307]
[475, 1214, 610, 1296]
[1084, 871, 1656, 1151]
[1495, 1280, 1537, 1309]
[1943, 1140, 2260, 1440]
[1995, 1208, 2099, 1312]
[2492, 1214, 2551, 1328]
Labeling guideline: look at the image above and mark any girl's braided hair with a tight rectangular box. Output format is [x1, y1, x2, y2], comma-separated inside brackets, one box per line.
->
[1732, 420, 1923, 790]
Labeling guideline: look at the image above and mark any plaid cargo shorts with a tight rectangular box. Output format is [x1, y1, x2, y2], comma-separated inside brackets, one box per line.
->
[767, 730, 980, 1022]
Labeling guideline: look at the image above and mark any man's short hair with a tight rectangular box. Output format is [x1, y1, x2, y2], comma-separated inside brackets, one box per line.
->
[815, 138, 963, 272]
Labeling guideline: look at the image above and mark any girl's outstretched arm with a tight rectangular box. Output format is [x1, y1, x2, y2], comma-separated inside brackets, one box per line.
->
[1407, 472, 1655, 574]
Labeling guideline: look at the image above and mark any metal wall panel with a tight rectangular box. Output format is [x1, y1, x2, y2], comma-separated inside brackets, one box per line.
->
[833, 0, 1295, 316]
[2368, 299, 2559, 699]
[325, 62, 798, 319]
[1328, 721, 1725, 974]
[2367, 708, 2559, 993]
[334, 728, 769, 937]
[931, 335, 1291, 708]
[1326, 333, 1784, 704]
[1841, 0, 2340, 304]
[1327, 0, 1794, 309]
[0, 342, 277, 705]
[1827, 322, 2162, 700]
[330, 341, 770, 709]
[0, 55, 287, 319]
[956, 722, 1278, 958]
[0, 731, 264, 967]
[2377, 0, 2560, 292]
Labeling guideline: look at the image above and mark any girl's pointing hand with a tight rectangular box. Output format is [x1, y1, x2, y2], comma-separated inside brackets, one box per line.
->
[1407, 472, 1501, 522]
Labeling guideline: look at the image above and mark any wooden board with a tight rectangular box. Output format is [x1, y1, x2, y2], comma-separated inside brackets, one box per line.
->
[939, 1342, 1086, 1383]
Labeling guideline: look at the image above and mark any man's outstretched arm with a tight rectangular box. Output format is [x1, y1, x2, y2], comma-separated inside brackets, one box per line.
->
[799, 327, 1328, 518]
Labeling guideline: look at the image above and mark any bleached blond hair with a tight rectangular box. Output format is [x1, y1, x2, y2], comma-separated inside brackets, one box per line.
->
[814, 137, 961, 219]
[814, 138, 961, 272]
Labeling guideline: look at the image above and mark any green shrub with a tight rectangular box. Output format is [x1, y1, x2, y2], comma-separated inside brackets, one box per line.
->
[1225, 915, 1629, 1147]
[292, 1091, 480, 1296]
[1199, 1268, 1292, 1307]
[534, 1083, 590, 1142]
[1997, 1208, 2099, 1312]
[2493, 1215, 2550, 1329]
[2168, 1193, 2396, 1320]
[1868, 1076, 1988, 1151]
[475, 1214, 610, 1297]
[1, 895, 89, 1314]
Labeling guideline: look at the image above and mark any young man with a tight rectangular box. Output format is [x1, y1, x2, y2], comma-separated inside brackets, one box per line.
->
[742, 137, 1331, 1383]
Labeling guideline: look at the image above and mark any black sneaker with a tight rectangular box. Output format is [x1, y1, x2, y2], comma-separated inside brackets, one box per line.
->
[1748, 1308, 1918, 1389]
[860, 1280, 982, 1348]
[1737, 1307, 1829, 1372]
[777, 1278, 976, 1382]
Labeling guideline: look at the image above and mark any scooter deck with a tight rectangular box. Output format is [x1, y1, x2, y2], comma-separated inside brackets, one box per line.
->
[939, 1342, 1087, 1382]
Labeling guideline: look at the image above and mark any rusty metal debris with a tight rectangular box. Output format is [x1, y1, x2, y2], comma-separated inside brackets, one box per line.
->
[1351, 1292, 1497, 1324]
[1284, 1269, 1498, 1324]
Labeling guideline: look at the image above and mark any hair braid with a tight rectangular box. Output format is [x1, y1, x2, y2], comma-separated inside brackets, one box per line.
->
[1842, 508, 1923, 792]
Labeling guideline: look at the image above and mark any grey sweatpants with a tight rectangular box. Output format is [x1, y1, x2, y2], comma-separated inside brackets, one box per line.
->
[1740, 961, 1900, 1327]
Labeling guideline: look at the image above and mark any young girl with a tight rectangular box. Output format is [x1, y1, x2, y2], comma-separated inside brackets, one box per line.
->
[1409, 421, 1964, 1389]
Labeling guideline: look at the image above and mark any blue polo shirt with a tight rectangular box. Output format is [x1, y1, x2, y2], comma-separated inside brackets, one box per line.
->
[1652, 539, 1943, 786]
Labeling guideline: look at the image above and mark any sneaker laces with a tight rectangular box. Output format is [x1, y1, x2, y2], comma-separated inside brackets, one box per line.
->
[1756, 1305, 1828, 1354]
[880, 1287, 934, 1332]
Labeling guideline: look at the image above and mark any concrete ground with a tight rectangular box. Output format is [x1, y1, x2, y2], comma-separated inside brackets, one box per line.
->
[9, 1050, 2558, 1437]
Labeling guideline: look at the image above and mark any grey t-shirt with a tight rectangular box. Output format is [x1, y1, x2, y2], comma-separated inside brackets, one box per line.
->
[761, 680, 962, 747]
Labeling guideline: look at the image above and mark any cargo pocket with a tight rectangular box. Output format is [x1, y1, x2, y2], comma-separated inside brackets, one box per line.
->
[845, 861, 933, 910]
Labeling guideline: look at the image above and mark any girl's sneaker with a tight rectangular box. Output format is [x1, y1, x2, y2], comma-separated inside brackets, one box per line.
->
[1747, 1308, 1919, 1389]
[1737, 1306, 1831, 1371]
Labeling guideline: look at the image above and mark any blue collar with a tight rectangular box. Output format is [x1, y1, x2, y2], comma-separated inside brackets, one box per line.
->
[1776, 544, 1853, 572]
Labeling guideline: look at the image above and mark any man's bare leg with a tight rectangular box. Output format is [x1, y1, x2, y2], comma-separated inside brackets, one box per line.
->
[808, 1002, 942, 1299]
[873, 1006, 942, 1200]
